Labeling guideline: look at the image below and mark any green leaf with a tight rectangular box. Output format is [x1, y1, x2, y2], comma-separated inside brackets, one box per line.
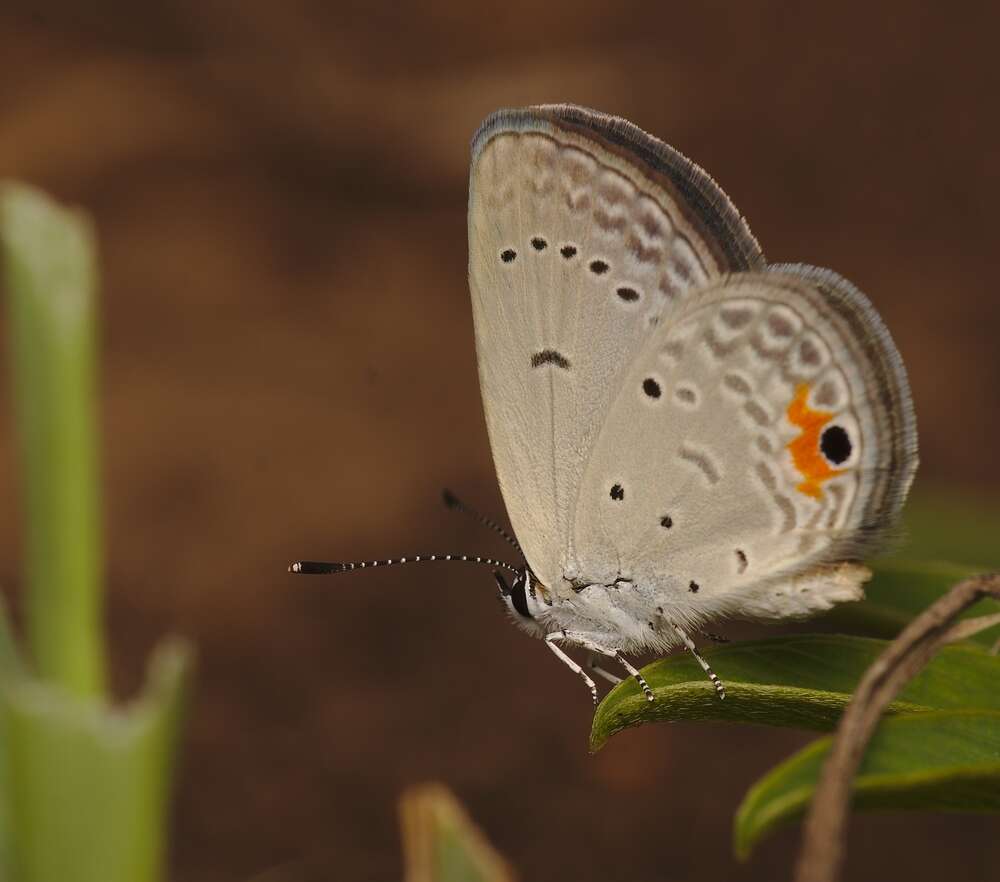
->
[902, 492, 1000, 569]
[816, 493, 1000, 644]
[0, 638, 193, 882]
[822, 559, 1000, 648]
[589, 635, 1000, 751]
[0, 181, 193, 882]
[399, 784, 514, 882]
[825, 491, 1000, 644]
[734, 710, 1000, 859]
[1, 181, 105, 696]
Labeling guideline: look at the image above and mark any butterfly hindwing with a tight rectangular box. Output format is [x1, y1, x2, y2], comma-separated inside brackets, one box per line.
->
[572, 265, 918, 620]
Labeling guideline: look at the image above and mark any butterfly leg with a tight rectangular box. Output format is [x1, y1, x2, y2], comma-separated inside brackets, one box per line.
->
[586, 653, 624, 686]
[557, 631, 654, 702]
[544, 632, 598, 705]
[672, 624, 726, 700]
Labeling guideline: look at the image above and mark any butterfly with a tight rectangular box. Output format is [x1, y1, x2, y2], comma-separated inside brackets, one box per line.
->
[291, 105, 918, 705]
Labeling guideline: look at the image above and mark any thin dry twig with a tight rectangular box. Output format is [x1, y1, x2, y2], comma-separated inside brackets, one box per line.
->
[794, 572, 1000, 882]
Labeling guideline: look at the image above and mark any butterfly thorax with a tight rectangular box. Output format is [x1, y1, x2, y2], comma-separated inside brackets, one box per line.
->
[500, 559, 873, 655]
[500, 567, 723, 653]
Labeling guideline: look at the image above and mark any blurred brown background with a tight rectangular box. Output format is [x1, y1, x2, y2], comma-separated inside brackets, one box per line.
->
[0, 3, 998, 881]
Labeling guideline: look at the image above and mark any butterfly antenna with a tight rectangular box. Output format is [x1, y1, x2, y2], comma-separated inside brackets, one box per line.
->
[289, 553, 522, 576]
[441, 489, 524, 558]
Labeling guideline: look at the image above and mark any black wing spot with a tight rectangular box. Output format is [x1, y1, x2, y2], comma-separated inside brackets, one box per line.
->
[688, 580, 700, 594]
[500, 248, 517, 263]
[820, 425, 852, 464]
[560, 244, 578, 258]
[735, 549, 748, 573]
[610, 483, 625, 501]
[642, 378, 661, 399]
[530, 237, 548, 251]
[660, 515, 673, 529]
[531, 350, 570, 369]
[616, 286, 640, 302]
[589, 259, 610, 275]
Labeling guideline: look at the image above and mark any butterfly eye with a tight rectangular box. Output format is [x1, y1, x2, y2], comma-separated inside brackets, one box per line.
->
[508, 574, 533, 618]
[820, 425, 852, 464]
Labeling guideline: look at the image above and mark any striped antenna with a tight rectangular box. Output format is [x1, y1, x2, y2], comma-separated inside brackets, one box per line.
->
[442, 489, 523, 557]
[288, 553, 522, 576]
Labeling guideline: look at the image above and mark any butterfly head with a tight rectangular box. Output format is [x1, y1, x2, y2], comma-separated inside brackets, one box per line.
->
[494, 567, 548, 636]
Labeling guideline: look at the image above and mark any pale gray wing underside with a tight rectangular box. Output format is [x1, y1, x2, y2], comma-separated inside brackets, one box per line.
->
[468, 105, 763, 592]
[572, 266, 917, 617]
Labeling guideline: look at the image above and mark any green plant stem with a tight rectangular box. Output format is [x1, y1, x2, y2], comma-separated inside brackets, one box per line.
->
[1, 183, 106, 697]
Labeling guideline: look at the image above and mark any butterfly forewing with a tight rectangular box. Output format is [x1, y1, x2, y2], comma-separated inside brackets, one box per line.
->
[468, 105, 763, 594]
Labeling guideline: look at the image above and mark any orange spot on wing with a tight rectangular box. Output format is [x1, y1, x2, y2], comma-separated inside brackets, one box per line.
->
[786, 383, 842, 498]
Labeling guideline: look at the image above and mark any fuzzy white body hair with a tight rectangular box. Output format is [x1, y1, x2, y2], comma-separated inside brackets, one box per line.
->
[508, 561, 870, 654]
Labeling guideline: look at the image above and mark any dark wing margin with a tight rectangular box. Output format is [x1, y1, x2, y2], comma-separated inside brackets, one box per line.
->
[767, 262, 919, 557]
[471, 104, 765, 274]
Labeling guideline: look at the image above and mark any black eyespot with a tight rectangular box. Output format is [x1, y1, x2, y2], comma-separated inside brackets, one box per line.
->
[610, 483, 624, 501]
[500, 248, 517, 263]
[531, 237, 547, 251]
[616, 286, 639, 302]
[820, 425, 852, 465]
[660, 515, 673, 529]
[589, 259, 609, 275]
[688, 580, 700, 594]
[560, 244, 577, 258]
[642, 378, 661, 399]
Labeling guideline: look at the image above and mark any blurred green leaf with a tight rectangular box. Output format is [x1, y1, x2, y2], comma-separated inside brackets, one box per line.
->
[817, 493, 1000, 642]
[0, 596, 23, 679]
[1, 181, 193, 882]
[400, 784, 515, 882]
[734, 710, 1000, 859]
[0, 638, 193, 882]
[823, 559, 1000, 648]
[1, 181, 105, 697]
[902, 491, 1000, 569]
[589, 635, 1000, 751]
